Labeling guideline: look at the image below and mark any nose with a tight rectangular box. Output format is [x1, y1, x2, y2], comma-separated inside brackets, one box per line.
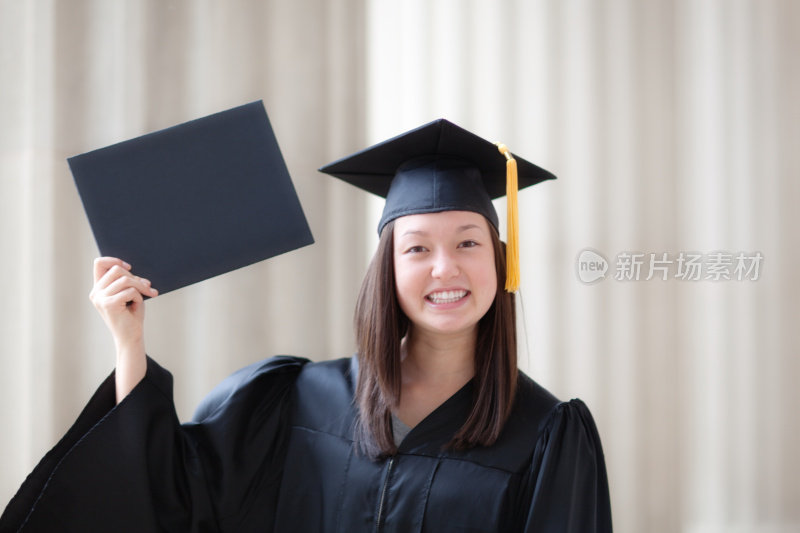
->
[431, 249, 459, 280]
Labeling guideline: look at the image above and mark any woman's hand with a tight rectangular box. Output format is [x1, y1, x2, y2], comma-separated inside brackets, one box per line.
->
[89, 257, 158, 403]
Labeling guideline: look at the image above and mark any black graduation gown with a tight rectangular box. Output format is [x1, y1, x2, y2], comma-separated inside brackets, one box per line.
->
[1, 355, 612, 532]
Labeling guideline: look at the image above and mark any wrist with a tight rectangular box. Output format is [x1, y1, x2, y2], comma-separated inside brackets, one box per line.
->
[114, 338, 145, 363]
[114, 340, 147, 404]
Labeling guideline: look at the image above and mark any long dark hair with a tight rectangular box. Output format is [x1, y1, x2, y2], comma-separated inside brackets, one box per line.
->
[353, 218, 518, 458]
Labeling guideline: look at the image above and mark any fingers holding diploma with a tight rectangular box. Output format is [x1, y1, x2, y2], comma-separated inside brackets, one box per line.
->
[90, 256, 156, 402]
[91, 257, 157, 309]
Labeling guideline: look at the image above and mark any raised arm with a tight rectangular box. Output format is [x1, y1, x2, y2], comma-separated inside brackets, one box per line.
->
[89, 257, 158, 403]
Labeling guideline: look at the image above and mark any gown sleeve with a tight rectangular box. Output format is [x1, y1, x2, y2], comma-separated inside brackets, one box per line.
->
[0, 355, 307, 533]
[522, 399, 613, 533]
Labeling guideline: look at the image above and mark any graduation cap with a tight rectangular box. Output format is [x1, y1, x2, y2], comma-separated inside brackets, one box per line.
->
[318, 119, 555, 292]
[68, 101, 314, 296]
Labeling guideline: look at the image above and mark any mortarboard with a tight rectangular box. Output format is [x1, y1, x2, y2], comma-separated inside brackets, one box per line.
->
[68, 101, 314, 296]
[318, 118, 555, 292]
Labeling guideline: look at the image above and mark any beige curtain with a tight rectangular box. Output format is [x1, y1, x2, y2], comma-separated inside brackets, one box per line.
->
[365, 0, 798, 532]
[0, 0, 369, 508]
[2, 1, 799, 532]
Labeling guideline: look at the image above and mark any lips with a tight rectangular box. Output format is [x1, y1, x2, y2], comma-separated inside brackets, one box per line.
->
[426, 289, 468, 304]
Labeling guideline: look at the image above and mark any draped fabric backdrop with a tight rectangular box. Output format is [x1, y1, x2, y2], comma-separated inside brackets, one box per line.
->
[1, 1, 798, 532]
[363, 2, 800, 532]
[0, 0, 369, 513]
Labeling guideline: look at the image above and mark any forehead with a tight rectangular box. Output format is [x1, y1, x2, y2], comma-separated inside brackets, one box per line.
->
[393, 210, 492, 236]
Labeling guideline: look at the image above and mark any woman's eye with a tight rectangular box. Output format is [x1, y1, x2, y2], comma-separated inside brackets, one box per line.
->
[406, 245, 427, 254]
[459, 240, 478, 248]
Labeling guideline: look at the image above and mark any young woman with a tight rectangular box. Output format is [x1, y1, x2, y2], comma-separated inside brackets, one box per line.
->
[1, 119, 611, 532]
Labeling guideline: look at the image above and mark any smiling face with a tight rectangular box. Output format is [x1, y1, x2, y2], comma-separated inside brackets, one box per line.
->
[392, 210, 498, 339]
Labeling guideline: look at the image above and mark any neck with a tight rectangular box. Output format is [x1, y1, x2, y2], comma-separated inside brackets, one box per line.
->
[401, 326, 477, 387]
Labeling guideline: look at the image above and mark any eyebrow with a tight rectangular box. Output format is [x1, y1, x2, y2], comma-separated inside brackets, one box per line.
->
[400, 224, 483, 237]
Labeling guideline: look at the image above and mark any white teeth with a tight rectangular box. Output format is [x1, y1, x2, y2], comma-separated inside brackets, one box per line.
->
[427, 290, 467, 304]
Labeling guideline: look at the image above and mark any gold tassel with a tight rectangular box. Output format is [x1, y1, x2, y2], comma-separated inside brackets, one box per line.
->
[496, 143, 519, 292]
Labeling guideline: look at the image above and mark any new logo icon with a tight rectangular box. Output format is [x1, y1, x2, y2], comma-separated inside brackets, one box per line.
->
[576, 249, 608, 284]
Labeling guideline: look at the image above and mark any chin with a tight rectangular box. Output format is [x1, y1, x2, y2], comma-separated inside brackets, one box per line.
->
[413, 319, 480, 338]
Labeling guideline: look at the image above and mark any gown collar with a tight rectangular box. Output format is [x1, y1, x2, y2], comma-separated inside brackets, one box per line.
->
[395, 379, 474, 455]
[348, 354, 475, 457]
